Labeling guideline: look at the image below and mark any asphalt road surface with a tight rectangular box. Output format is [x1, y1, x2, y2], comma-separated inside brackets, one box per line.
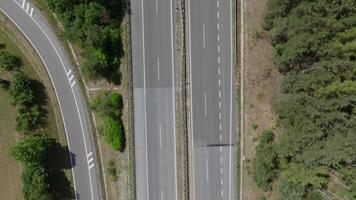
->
[131, 0, 177, 199]
[0, 1, 101, 199]
[188, 0, 236, 199]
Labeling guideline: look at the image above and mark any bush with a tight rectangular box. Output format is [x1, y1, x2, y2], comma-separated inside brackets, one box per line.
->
[9, 71, 34, 105]
[100, 116, 125, 152]
[91, 92, 123, 118]
[252, 130, 277, 191]
[0, 50, 21, 71]
[107, 159, 118, 181]
[15, 104, 41, 131]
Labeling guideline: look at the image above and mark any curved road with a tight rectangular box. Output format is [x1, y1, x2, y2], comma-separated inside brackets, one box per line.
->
[0, 0, 101, 199]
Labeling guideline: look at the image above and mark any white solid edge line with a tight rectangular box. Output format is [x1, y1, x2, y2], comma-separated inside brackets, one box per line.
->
[170, 0, 178, 198]
[11, 1, 96, 199]
[188, 0, 196, 199]
[140, 0, 149, 198]
[0, 6, 80, 200]
[229, 0, 234, 198]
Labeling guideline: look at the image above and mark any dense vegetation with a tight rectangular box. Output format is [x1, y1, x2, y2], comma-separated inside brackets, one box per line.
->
[91, 92, 125, 151]
[0, 42, 73, 199]
[252, 0, 356, 199]
[41, 0, 126, 83]
[10, 135, 73, 199]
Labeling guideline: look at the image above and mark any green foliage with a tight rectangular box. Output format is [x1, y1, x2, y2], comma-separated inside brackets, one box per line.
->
[277, 179, 305, 200]
[107, 159, 118, 181]
[9, 71, 34, 105]
[9, 135, 56, 165]
[43, 0, 126, 83]
[15, 104, 41, 131]
[21, 164, 52, 200]
[91, 92, 123, 118]
[306, 191, 322, 200]
[264, 0, 356, 195]
[0, 50, 21, 71]
[257, 195, 266, 200]
[252, 130, 277, 191]
[281, 163, 328, 188]
[252, 123, 258, 130]
[101, 116, 125, 152]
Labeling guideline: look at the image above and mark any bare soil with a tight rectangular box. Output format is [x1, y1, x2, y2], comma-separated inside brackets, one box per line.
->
[242, 0, 283, 199]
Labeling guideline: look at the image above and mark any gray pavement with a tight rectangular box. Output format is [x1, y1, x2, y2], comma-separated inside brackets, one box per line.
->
[0, 1, 101, 199]
[130, 0, 177, 199]
[188, 0, 236, 199]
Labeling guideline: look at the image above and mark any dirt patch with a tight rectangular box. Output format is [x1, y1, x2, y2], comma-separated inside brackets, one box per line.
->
[242, 0, 283, 199]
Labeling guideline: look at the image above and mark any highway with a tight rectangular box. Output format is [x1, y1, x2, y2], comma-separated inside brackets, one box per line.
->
[188, 0, 236, 199]
[130, 0, 177, 199]
[0, 0, 101, 199]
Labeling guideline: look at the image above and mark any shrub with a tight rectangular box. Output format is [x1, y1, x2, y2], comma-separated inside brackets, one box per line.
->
[252, 130, 277, 190]
[101, 116, 125, 152]
[15, 104, 41, 131]
[0, 50, 21, 71]
[91, 92, 123, 118]
[107, 159, 118, 181]
[277, 179, 304, 200]
[21, 164, 52, 200]
[9, 71, 34, 105]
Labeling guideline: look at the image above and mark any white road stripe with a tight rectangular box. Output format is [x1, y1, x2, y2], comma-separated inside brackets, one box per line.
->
[161, 190, 164, 200]
[218, 56, 220, 63]
[87, 152, 93, 158]
[88, 157, 94, 164]
[220, 123, 222, 130]
[69, 74, 74, 81]
[218, 34, 220, 41]
[206, 159, 209, 182]
[219, 79, 221, 86]
[218, 45, 220, 53]
[203, 24, 206, 48]
[218, 68, 221, 75]
[157, 57, 160, 81]
[155, 0, 158, 14]
[217, 1, 219, 7]
[22, 0, 25, 8]
[89, 163, 95, 170]
[70, 80, 76, 88]
[219, 101, 221, 109]
[159, 123, 162, 147]
[30, 7, 33, 17]
[204, 92, 207, 116]
[217, 11, 220, 19]
[66, 69, 72, 76]
[217, 23, 220, 30]
[219, 112, 221, 119]
[220, 134, 222, 141]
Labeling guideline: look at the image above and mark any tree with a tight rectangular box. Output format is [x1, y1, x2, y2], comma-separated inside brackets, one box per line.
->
[9, 71, 34, 105]
[0, 50, 20, 71]
[9, 135, 56, 165]
[15, 104, 41, 131]
[21, 164, 52, 200]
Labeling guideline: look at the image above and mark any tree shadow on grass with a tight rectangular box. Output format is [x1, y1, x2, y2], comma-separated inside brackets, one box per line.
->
[47, 143, 76, 199]
[29, 79, 50, 127]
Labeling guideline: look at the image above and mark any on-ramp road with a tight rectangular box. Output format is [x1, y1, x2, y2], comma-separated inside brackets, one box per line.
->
[188, 0, 236, 199]
[0, 0, 101, 199]
[130, 0, 177, 199]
